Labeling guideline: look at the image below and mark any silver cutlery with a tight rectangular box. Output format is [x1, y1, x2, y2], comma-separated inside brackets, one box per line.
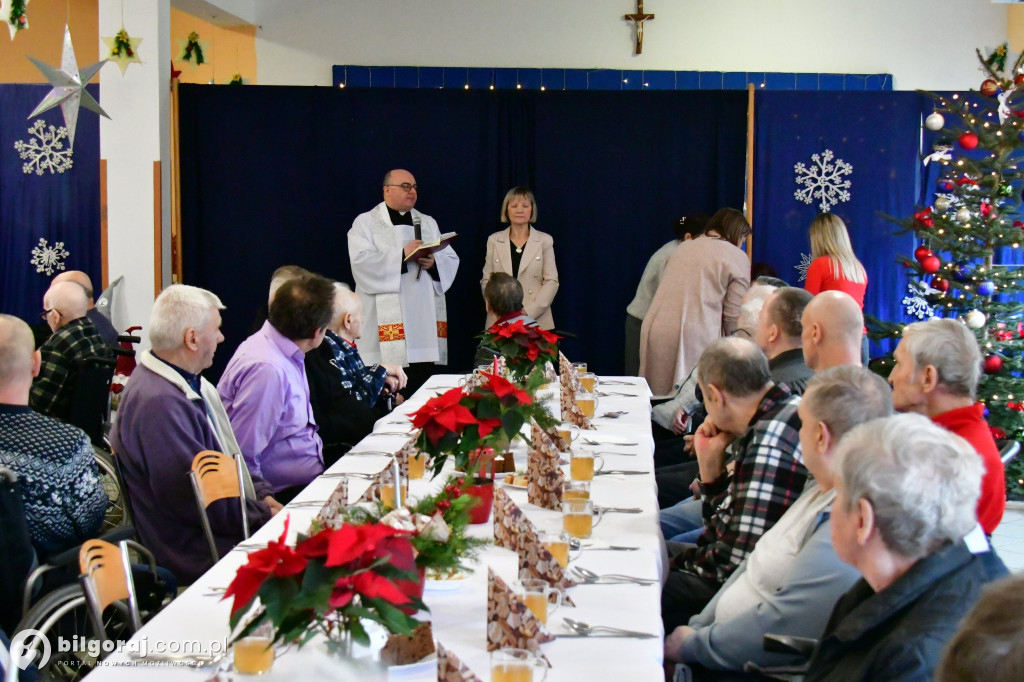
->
[570, 566, 657, 585]
[371, 430, 414, 436]
[596, 390, 635, 397]
[591, 450, 637, 457]
[594, 469, 646, 476]
[595, 506, 643, 514]
[344, 449, 393, 456]
[597, 411, 627, 419]
[562, 618, 656, 638]
[597, 380, 636, 386]
[322, 471, 379, 479]
[573, 542, 640, 551]
[582, 438, 638, 447]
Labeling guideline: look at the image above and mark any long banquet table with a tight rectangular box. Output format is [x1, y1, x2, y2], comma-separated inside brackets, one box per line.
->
[90, 374, 665, 681]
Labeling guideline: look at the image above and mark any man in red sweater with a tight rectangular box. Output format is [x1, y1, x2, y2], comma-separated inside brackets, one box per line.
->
[888, 318, 1005, 534]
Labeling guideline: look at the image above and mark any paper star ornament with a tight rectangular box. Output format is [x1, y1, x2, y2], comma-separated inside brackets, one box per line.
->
[27, 25, 109, 149]
[102, 26, 142, 75]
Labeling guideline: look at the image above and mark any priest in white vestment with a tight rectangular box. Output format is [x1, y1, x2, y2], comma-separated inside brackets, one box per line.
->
[348, 169, 459, 395]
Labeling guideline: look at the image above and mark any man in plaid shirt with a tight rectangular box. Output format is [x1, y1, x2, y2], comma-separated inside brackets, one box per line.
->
[662, 337, 807, 632]
[306, 283, 407, 457]
[30, 281, 113, 420]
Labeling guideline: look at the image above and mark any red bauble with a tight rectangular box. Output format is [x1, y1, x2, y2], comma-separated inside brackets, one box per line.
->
[984, 354, 1004, 374]
[1016, 73, 1024, 85]
[981, 78, 1000, 96]
[914, 246, 933, 262]
[931, 276, 949, 293]
[920, 255, 941, 274]
[958, 132, 979, 150]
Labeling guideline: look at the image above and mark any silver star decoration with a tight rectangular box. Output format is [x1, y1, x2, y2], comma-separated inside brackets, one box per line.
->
[26, 25, 109, 149]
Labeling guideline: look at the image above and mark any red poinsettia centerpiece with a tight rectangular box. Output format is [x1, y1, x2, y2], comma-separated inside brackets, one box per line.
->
[478, 319, 560, 380]
[225, 518, 423, 652]
[410, 371, 543, 475]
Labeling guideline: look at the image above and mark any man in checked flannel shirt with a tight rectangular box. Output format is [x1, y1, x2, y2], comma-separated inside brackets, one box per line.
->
[661, 337, 807, 632]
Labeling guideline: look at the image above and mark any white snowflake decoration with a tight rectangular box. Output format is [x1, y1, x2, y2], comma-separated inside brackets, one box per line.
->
[795, 253, 813, 282]
[14, 119, 74, 175]
[794, 149, 852, 212]
[30, 238, 70, 276]
[902, 282, 936, 321]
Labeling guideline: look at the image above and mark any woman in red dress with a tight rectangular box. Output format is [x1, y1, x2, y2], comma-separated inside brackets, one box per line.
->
[804, 213, 868, 362]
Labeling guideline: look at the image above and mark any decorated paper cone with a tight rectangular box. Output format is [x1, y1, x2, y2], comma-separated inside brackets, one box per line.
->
[527, 445, 564, 511]
[517, 528, 576, 606]
[356, 465, 394, 503]
[314, 477, 349, 530]
[436, 642, 484, 682]
[486, 568, 553, 663]
[493, 485, 538, 551]
[395, 432, 422, 479]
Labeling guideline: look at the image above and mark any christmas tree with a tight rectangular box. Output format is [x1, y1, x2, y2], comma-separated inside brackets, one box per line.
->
[870, 44, 1024, 499]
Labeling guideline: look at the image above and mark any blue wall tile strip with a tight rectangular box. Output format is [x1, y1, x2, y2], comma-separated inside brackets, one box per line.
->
[333, 66, 894, 91]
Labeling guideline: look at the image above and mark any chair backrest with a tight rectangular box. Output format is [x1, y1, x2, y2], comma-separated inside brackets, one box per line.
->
[67, 356, 117, 446]
[78, 539, 142, 637]
[189, 451, 250, 562]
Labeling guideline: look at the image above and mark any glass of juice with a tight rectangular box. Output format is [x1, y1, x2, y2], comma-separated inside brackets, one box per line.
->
[491, 648, 548, 682]
[518, 578, 563, 625]
[407, 451, 428, 479]
[569, 452, 603, 481]
[233, 623, 275, 675]
[562, 498, 599, 539]
[575, 391, 596, 418]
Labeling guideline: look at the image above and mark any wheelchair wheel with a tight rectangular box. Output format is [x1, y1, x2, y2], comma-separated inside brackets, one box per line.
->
[94, 451, 128, 531]
[15, 583, 132, 681]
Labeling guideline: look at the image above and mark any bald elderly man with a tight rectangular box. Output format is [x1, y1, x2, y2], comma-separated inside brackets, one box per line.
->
[800, 290, 864, 372]
[0, 314, 106, 555]
[51, 270, 119, 346]
[30, 281, 114, 420]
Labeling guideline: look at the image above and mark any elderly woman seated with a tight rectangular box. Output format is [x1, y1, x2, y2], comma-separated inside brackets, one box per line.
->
[803, 413, 1007, 681]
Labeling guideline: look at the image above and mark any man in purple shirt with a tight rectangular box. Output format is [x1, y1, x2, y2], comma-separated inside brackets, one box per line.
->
[218, 274, 334, 502]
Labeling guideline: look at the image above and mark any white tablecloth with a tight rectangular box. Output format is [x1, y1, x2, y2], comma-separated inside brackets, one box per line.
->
[89, 374, 665, 681]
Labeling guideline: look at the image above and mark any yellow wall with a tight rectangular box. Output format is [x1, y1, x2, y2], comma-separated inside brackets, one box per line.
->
[170, 7, 256, 85]
[1010, 5, 1024, 55]
[0, 0, 99, 83]
[0, 2, 256, 85]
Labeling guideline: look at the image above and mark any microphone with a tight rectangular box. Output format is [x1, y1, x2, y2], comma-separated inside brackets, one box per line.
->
[413, 216, 424, 280]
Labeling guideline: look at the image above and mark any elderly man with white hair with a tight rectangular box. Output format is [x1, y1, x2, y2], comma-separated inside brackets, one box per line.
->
[803, 413, 1007, 681]
[307, 282, 407, 459]
[30, 280, 113, 420]
[888, 317, 1005, 535]
[111, 285, 280, 585]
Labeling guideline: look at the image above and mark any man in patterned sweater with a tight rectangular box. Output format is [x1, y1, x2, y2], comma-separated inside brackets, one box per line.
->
[0, 314, 106, 556]
[661, 337, 807, 632]
[307, 283, 407, 459]
[30, 280, 113, 420]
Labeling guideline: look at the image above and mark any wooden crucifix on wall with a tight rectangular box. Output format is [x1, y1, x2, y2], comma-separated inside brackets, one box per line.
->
[624, 1, 655, 55]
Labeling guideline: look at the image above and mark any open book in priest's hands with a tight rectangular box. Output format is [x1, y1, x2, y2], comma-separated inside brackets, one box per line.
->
[404, 232, 458, 261]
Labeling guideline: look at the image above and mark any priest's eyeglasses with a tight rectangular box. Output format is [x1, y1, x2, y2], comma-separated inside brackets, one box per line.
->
[385, 183, 418, 192]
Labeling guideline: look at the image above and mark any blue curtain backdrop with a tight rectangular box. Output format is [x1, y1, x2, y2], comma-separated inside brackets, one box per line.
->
[178, 86, 748, 379]
[752, 91, 924, 356]
[0, 84, 101, 321]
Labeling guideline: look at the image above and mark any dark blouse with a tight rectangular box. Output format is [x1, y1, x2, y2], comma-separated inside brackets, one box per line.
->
[509, 241, 524, 278]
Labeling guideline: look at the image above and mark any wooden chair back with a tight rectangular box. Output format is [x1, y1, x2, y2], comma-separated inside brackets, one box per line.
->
[79, 539, 142, 636]
[189, 450, 250, 562]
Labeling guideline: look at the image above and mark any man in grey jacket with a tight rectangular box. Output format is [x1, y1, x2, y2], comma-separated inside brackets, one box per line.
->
[664, 366, 892, 675]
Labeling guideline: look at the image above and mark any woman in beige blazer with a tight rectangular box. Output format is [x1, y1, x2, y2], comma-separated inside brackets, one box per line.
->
[481, 187, 559, 330]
